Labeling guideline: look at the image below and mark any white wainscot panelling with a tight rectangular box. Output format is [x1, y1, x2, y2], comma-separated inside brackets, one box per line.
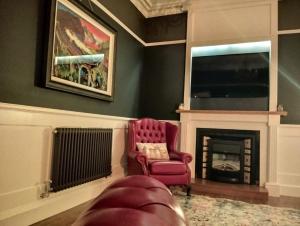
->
[0, 103, 130, 226]
[189, 2, 272, 45]
[278, 125, 300, 197]
[0, 126, 50, 209]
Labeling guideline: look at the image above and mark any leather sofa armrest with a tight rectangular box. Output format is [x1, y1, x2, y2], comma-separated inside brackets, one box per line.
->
[169, 151, 192, 164]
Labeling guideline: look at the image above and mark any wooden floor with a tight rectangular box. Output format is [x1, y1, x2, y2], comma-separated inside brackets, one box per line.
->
[191, 179, 300, 208]
[32, 179, 300, 226]
[31, 202, 89, 226]
[191, 178, 268, 203]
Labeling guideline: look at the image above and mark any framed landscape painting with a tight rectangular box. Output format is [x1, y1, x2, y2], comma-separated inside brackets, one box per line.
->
[45, 0, 116, 101]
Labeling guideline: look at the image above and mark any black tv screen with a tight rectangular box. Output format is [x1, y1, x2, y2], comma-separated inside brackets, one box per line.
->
[191, 52, 269, 110]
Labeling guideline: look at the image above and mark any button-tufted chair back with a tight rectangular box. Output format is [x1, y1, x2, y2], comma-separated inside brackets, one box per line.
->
[128, 118, 178, 154]
[127, 118, 192, 195]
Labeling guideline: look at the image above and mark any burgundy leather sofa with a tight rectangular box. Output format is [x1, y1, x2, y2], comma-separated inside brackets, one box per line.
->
[127, 118, 192, 195]
[73, 175, 187, 226]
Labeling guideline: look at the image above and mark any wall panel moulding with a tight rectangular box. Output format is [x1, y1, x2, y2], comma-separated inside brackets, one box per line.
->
[130, 0, 187, 18]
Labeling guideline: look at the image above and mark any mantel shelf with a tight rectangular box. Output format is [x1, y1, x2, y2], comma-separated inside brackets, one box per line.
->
[176, 109, 288, 116]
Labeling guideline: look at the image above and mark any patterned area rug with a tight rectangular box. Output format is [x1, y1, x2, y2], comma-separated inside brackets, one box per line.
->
[174, 194, 300, 226]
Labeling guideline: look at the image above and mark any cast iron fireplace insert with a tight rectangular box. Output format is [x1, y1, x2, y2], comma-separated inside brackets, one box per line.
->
[196, 128, 260, 185]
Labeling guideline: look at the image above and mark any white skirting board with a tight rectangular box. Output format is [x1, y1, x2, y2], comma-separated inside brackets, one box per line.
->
[0, 102, 130, 226]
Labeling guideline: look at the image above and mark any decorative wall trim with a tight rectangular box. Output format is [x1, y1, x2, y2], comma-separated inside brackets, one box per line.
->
[90, 0, 146, 46]
[184, 0, 274, 12]
[0, 102, 133, 123]
[145, 39, 186, 47]
[279, 124, 300, 129]
[278, 29, 300, 35]
[176, 109, 287, 116]
[0, 102, 179, 126]
[90, 0, 186, 47]
[130, 0, 186, 18]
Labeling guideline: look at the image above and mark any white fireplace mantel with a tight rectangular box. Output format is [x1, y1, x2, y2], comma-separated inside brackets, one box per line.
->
[179, 0, 281, 196]
[179, 110, 282, 196]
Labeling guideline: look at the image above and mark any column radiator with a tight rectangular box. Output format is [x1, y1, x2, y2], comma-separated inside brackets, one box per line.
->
[50, 128, 112, 192]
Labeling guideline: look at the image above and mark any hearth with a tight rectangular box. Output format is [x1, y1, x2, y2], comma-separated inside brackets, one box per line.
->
[196, 129, 259, 185]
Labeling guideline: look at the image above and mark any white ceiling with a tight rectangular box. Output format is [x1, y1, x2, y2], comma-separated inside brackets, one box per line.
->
[130, 0, 187, 18]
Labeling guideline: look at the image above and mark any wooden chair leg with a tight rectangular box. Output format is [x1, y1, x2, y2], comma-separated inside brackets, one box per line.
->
[186, 185, 191, 196]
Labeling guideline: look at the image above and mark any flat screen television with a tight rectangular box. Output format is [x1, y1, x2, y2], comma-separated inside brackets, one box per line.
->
[190, 52, 269, 110]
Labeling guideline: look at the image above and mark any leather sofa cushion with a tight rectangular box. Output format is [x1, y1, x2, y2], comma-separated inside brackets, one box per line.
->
[88, 187, 175, 211]
[150, 161, 187, 175]
[74, 208, 171, 226]
[73, 175, 187, 226]
[105, 174, 171, 193]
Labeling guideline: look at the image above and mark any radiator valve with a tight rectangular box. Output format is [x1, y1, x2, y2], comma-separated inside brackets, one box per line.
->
[40, 180, 52, 199]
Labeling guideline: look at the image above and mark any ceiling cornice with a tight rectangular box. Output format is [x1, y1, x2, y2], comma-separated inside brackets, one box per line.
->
[130, 0, 186, 18]
[184, 0, 275, 11]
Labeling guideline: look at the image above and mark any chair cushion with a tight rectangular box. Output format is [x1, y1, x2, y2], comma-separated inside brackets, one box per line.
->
[149, 161, 187, 175]
[137, 143, 169, 160]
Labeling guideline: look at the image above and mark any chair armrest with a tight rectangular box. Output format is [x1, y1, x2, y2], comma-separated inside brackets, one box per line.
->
[128, 151, 149, 175]
[128, 151, 147, 164]
[169, 151, 192, 164]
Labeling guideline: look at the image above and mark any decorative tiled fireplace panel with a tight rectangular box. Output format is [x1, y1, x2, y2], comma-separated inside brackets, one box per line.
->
[196, 129, 260, 185]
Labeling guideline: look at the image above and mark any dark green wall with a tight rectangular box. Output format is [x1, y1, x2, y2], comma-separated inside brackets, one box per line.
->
[278, 0, 300, 30]
[0, 0, 144, 118]
[0, 0, 187, 120]
[144, 13, 187, 42]
[97, 0, 145, 39]
[140, 14, 187, 120]
[278, 0, 300, 124]
[278, 34, 300, 124]
[140, 44, 186, 120]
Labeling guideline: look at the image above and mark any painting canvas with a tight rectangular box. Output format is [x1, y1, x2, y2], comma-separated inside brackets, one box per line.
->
[45, 0, 116, 100]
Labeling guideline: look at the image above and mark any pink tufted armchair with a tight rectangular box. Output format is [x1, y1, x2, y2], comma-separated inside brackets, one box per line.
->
[127, 118, 192, 195]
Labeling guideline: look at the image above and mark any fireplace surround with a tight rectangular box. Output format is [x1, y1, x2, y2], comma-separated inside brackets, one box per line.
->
[177, 110, 284, 196]
[177, 0, 286, 197]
